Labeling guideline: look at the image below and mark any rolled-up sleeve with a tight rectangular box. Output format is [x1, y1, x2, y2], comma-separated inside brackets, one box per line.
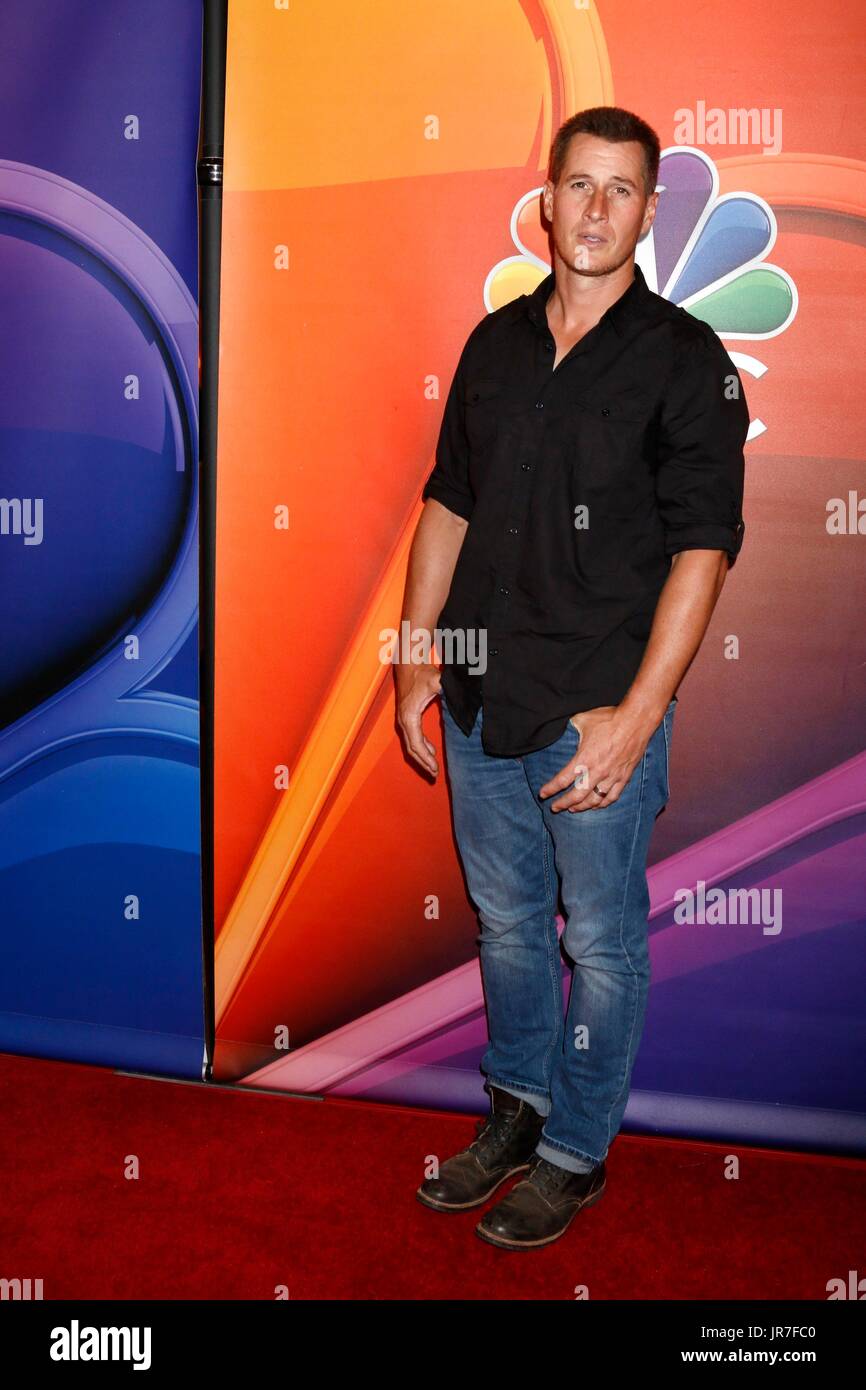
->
[421, 346, 475, 522]
[654, 331, 749, 565]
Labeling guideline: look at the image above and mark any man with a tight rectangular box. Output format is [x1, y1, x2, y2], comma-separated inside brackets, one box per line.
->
[396, 107, 749, 1250]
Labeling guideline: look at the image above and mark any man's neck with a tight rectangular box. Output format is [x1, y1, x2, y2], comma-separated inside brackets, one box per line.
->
[546, 254, 636, 334]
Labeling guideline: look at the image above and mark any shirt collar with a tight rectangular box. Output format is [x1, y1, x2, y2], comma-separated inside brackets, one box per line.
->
[524, 261, 650, 339]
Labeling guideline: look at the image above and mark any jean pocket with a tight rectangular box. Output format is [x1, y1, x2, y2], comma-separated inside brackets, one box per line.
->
[661, 699, 676, 802]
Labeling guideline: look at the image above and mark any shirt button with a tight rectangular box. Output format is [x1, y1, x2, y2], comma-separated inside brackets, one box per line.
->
[543, 341, 554, 352]
[508, 526, 518, 535]
[601, 407, 610, 416]
[521, 463, 531, 471]
[490, 648, 499, 656]
[499, 586, 509, 596]
[535, 400, 544, 409]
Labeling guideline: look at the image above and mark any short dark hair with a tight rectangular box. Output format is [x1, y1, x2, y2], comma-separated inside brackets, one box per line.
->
[548, 106, 660, 199]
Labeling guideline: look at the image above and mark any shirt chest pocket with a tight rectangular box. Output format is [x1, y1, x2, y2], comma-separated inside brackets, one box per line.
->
[462, 378, 503, 452]
[569, 392, 658, 510]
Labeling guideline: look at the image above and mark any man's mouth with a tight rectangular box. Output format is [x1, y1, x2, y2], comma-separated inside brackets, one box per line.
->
[578, 234, 607, 246]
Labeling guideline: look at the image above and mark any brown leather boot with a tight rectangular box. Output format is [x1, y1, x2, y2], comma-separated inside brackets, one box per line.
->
[475, 1154, 607, 1248]
[416, 1085, 546, 1212]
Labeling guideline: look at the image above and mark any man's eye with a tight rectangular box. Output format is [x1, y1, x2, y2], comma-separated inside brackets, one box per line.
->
[570, 181, 630, 195]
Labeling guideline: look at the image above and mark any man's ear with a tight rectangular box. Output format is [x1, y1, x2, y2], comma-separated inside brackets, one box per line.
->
[641, 189, 660, 235]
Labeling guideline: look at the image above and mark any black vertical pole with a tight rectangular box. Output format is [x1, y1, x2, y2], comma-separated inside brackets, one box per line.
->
[197, 0, 228, 1080]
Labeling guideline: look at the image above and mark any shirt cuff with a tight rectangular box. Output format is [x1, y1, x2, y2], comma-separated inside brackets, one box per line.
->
[422, 477, 474, 522]
[664, 519, 745, 563]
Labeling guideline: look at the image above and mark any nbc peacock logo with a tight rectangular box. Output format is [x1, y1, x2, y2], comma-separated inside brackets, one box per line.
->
[485, 146, 797, 442]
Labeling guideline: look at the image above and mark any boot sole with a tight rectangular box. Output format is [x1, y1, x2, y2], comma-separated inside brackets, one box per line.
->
[415, 1163, 531, 1212]
[474, 1181, 606, 1248]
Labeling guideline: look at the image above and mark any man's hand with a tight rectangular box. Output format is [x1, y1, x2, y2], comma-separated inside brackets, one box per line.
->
[396, 662, 443, 777]
[539, 704, 653, 813]
[396, 498, 469, 779]
[538, 549, 727, 810]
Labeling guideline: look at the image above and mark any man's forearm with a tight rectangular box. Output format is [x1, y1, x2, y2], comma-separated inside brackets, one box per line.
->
[397, 498, 468, 679]
[616, 549, 730, 737]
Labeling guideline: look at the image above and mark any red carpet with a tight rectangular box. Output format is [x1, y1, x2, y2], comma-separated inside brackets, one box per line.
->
[1, 1051, 863, 1300]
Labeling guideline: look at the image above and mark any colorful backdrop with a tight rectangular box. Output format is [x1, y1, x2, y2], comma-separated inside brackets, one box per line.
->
[0, 0, 205, 1076]
[213, 0, 866, 1152]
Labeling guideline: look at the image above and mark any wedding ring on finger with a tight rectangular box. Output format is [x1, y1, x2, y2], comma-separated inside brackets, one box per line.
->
[572, 766, 606, 799]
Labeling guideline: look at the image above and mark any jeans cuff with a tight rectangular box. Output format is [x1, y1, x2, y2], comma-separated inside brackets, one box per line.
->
[486, 1077, 550, 1117]
[536, 1135, 600, 1173]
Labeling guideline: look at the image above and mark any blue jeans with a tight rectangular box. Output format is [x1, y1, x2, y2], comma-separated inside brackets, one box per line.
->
[441, 697, 676, 1173]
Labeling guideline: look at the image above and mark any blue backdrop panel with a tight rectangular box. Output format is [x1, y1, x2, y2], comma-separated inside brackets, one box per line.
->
[0, 0, 204, 1076]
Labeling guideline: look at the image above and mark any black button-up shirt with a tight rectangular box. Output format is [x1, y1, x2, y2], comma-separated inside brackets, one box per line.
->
[421, 262, 749, 757]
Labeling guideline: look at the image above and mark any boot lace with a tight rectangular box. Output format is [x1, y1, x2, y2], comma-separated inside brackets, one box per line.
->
[528, 1155, 579, 1198]
[469, 1109, 520, 1164]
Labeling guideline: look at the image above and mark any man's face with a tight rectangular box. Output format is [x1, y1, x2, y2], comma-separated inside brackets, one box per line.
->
[542, 134, 658, 278]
